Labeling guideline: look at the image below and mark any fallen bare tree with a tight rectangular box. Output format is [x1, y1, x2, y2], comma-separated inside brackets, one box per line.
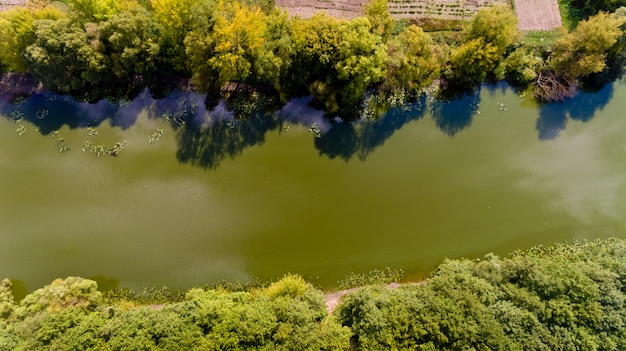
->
[533, 69, 577, 102]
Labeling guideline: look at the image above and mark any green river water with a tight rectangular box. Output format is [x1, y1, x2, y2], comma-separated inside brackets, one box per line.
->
[1, 81, 625, 293]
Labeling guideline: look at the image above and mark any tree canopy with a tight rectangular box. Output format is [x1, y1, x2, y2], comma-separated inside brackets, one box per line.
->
[3, 240, 626, 350]
[1, 0, 625, 113]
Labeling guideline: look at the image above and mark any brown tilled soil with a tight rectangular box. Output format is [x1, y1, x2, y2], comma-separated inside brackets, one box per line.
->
[0, 0, 27, 11]
[513, 0, 562, 30]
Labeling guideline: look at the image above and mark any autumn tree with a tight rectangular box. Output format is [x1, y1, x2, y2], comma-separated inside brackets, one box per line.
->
[151, 0, 198, 74]
[364, 0, 394, 43]
[67, 0, 128, 23]
[255, 9, 293, 93]
[208, 1, 267, 87]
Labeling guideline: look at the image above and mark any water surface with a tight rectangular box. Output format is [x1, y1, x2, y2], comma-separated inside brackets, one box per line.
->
[1, 82, 625, 292]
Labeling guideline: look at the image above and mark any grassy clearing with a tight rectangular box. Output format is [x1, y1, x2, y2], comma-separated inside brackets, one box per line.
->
[521, 29, 562, 48]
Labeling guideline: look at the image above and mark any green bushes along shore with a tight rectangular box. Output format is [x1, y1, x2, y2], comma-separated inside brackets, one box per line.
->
[2, 238, 626, 350]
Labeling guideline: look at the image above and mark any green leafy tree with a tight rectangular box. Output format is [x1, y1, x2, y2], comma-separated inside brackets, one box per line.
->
[23, 18, 107, 93]
[0, 279, 15, 320]
[571, 0, 626, 18]
[465, 6, 518, 57]
[535, 11, 626, 101]
[287, 13, 343, 96]
[503, 46, 543, 85]
[97, 7, 161, 81]
[184, 0, 219, 92]
[549, 12, 625, 78]
[443, 5, 517, 89]
[289, 14, 386, 116]
[383, 25, 439, 92]
[444, 38, 499, 88]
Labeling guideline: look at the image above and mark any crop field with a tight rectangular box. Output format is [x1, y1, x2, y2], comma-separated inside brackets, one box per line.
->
[276, 0, 562, 30]
[278, 0, 506, 19]
[0, 0, 27, 11]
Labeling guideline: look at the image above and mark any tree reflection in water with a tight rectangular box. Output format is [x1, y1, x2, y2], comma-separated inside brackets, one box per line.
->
[0, 81, 618, 168]
[536, 82, 614, 140]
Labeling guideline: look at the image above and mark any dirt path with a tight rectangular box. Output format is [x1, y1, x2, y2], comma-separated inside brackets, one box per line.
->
[513, 0, 562, 31]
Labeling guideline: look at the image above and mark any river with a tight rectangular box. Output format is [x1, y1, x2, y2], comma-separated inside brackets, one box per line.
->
[1, 81, 625, 294]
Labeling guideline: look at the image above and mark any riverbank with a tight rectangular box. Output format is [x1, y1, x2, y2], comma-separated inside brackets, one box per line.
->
[3, 239, 626, 350]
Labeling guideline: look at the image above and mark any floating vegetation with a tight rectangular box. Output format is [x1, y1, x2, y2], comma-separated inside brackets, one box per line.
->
[148, 129, 164, 144]
[86, 127, 98, 137]
[36, 109, 49, 120]
[82, 140, 127, 157]
[172, 112, 186, 126]
[161, 111, 186, 126]
[361, 95, 376, 120]
[53, 133, 70, 153]
[82, 141, 108, 157]
[16, 125, 26, 136]
[386, 89, 408, 108]
[109, 141, 127, 156]
[12, 95, 27, 107]
[58, 141, 69, 153]
[9, 110, 24, 123]
[309, 123, 321, 138]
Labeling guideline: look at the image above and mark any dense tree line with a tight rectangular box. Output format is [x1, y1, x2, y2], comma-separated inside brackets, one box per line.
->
[0, 0, 625, 116]
[2, 239, 626, 350]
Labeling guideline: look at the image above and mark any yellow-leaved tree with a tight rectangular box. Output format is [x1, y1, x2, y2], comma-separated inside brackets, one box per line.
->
[0, 5, 64, 72]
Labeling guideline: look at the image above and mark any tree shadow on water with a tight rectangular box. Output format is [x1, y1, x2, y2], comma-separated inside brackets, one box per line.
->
[314, 96, 428, 161]
[536, 82, 614, 140]
[0, 90, 163, 134]
[175, 111, 283, 170]
[430, 89, 481, 137]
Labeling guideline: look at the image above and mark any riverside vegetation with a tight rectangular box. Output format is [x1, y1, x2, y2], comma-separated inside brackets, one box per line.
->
[2, 239, 626, 350]
[1, 0, 626, 119]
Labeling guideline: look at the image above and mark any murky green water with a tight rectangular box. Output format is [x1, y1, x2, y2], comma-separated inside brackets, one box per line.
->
[1, 81, 625, 293]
